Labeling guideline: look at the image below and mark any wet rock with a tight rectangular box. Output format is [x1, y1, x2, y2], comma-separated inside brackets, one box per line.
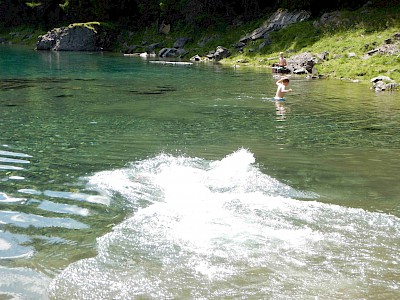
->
[190, 54, 202, 62]
[370, 76, 398, 92]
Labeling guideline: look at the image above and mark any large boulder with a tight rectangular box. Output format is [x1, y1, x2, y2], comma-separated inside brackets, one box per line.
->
[36, 24, 99, 51]
[240, 9, 311, 42]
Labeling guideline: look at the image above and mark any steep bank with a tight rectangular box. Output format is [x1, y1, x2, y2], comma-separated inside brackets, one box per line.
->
[1, 5, 399, 84]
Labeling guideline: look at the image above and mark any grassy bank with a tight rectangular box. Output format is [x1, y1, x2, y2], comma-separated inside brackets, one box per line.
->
[1, 5, 399, 83]
[220, 6, 400, 83]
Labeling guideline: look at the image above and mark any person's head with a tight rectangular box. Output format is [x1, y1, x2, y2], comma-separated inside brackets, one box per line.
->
[279, 52, 284, 57]
[282, 77, 290, 85]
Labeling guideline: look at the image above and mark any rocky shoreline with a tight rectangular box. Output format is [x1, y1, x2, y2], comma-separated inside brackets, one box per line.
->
[2, 8, 399, 92]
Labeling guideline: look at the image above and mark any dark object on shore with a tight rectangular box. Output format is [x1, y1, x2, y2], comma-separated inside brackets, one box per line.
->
[271, 64, 291, 74]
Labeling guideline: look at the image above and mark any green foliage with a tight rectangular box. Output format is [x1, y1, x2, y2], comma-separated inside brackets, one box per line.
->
[68, 21, 101, 32]
[59, 0, 69, 10]
[25, 2, 42, 8]
[0, 25, 43, 45]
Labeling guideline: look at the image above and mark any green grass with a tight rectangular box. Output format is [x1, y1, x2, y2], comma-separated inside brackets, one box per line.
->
[0, 25, 44, 46]
[221, 6, 400, 83]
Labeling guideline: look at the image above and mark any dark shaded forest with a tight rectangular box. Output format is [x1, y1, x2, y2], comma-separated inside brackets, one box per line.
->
[0, 0, 398, 30]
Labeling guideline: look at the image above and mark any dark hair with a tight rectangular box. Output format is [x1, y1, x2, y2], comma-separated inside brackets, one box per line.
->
[282, 78, 290, 83]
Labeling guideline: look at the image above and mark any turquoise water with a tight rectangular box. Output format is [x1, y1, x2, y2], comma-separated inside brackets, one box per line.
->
[1, 45, 399, 299]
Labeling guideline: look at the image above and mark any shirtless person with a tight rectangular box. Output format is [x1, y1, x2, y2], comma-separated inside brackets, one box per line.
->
[272, 52, 289, 74]
[278, 52, 287, 67]
[274, 77, 292, 100]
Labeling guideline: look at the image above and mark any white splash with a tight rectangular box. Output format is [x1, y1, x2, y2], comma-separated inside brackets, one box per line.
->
[48, 149, 400, 300]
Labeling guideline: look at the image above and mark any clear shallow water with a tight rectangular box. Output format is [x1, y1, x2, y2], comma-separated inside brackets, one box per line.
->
[0, 45, 399, 299]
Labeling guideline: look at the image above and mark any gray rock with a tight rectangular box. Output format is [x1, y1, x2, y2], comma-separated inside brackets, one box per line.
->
[36, 28, 61, 50]
[370, 76, 394, 83]
[190, 55, 202, 62]
[125, 45, 139, 54]
[173, 37, 192, 49]
[293, 67, 307, 74]
[316, 51, 329, 60]
[158, 48, 178, 57]
[36, 25, 98, 51]
[206, 46, 231, 61]
[258, 34, 272, 50]
[158, 47, 188, 58]
[313, 11, 342, 28]
[145, 42, 163, 54]
[371, 81, 387, 92]
[240, 9, 310, 42]
[233, 42, 246, 49]
[371, 75, 399, 92]
[286, 52, 318, 74]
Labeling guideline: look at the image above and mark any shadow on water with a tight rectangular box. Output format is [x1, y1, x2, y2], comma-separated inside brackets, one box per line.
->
[0, 78, 75, 91]
[128, 85, 177, 95]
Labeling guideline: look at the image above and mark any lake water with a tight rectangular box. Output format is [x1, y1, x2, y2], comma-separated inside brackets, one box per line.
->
[0, 45, 399, 299]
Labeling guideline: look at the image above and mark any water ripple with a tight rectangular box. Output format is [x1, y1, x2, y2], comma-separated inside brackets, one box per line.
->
[0, 210, 89, 229]
[0, 150, 32, 158]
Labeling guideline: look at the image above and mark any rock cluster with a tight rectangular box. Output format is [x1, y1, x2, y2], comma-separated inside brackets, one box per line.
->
[365, 33, 400, 57]
[286, 52, 319, 75]
[370, 76, 399, 92]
